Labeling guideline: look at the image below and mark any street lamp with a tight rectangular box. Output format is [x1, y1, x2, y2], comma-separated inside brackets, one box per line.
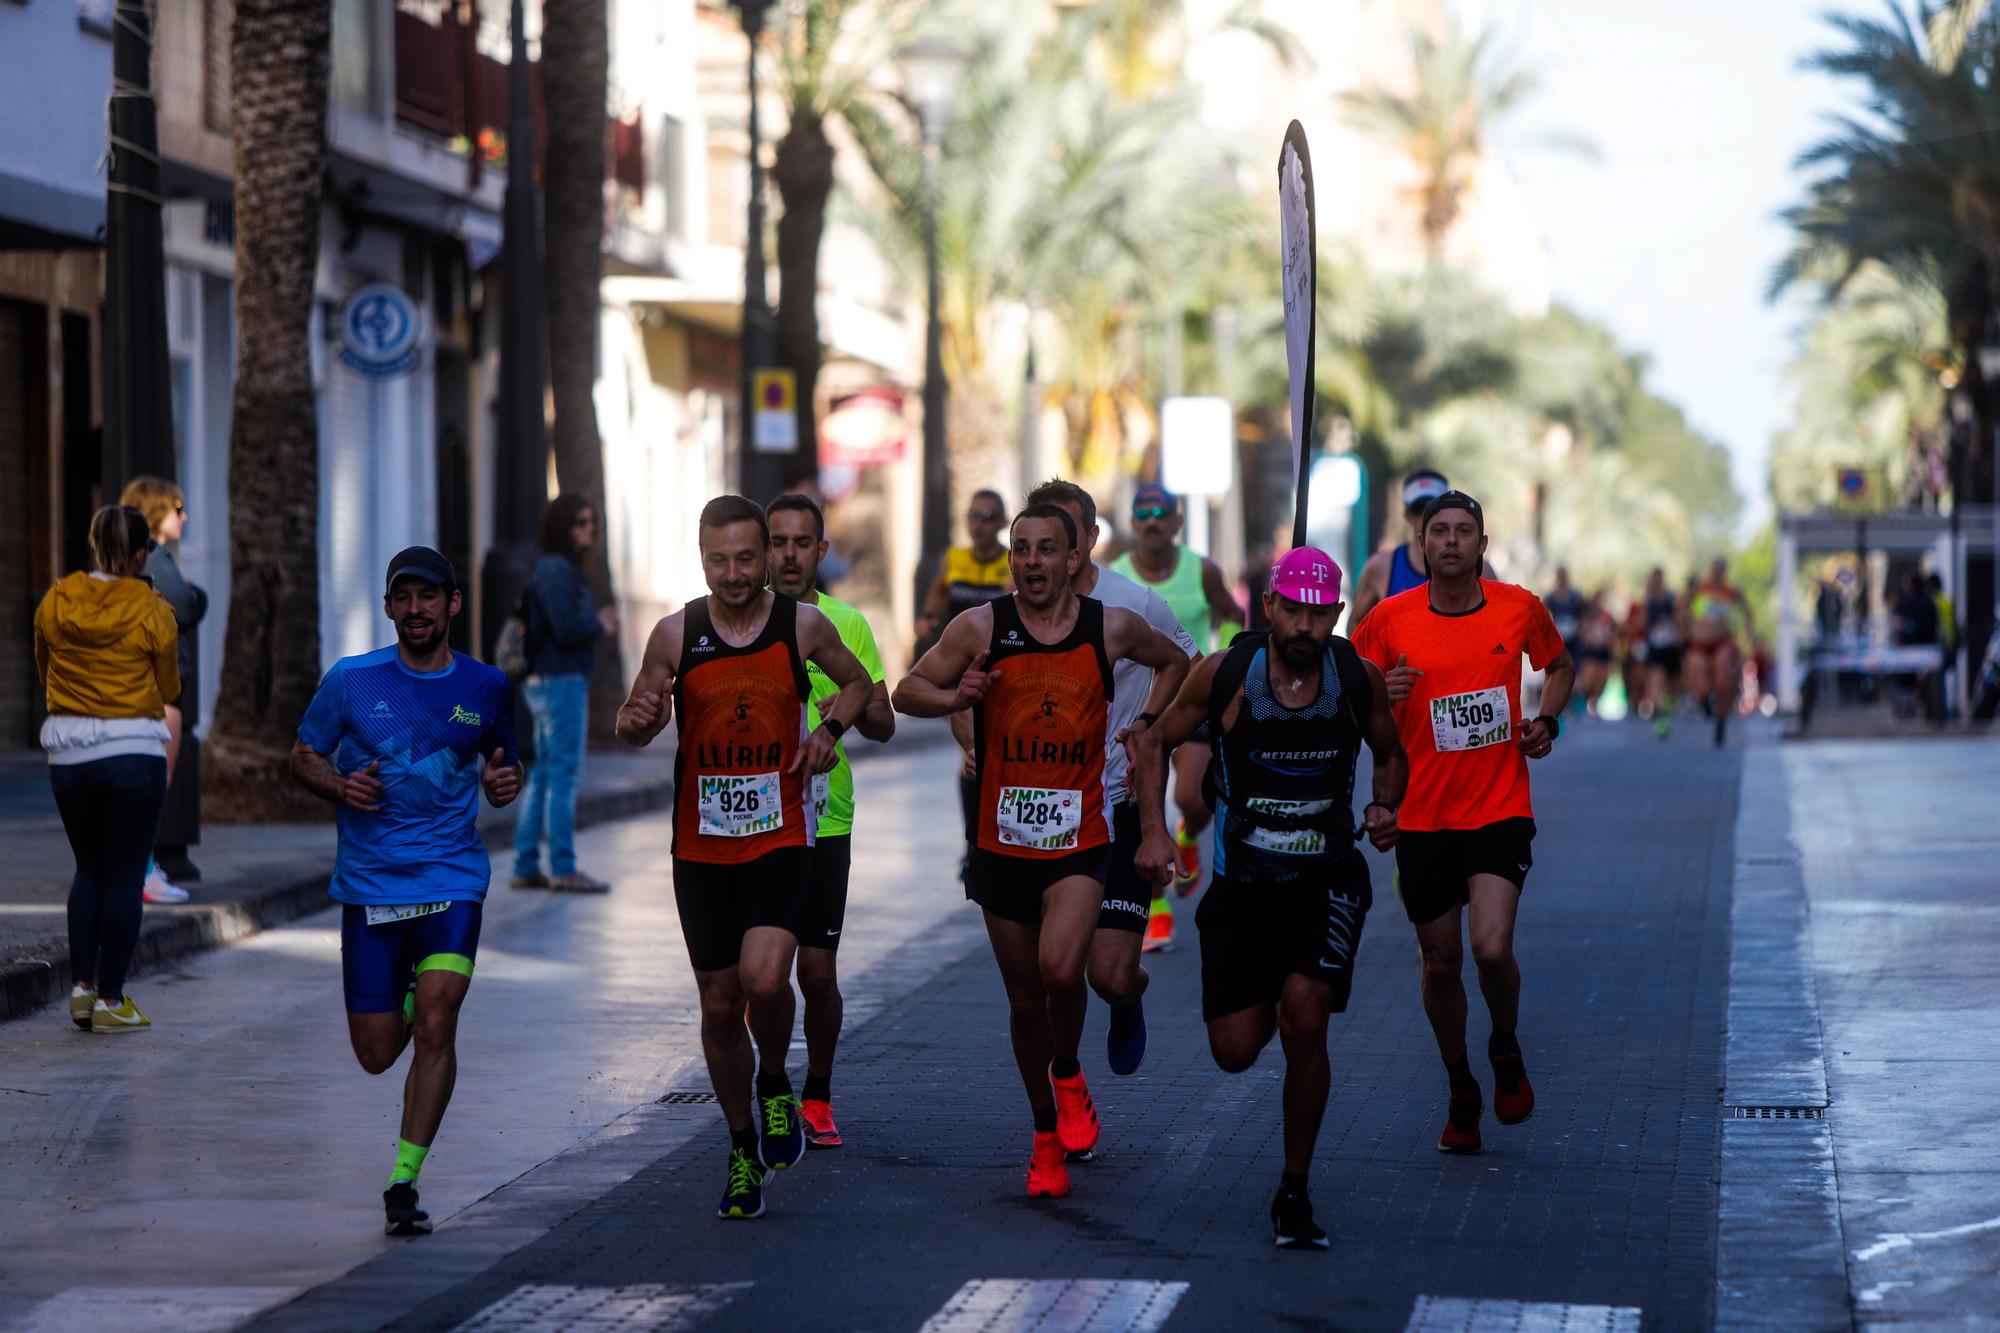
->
[733, 0, 781, 501]
[896, 36, 968, 616]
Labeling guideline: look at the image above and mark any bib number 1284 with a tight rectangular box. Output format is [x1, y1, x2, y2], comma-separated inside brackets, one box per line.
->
[996, 786, 1082, 851]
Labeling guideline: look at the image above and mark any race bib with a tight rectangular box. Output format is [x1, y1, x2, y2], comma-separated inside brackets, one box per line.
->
[364, 901, 449, 926]
[1552, 613, 1580, 641]
[996, 786, 1083, 851]
[811, 772, 830, 822]
[1429, 686, 1511, 752]
[698, 772, 784, 838]
[1242, 797, 1332, 856]
[1647, 622, 1680, 649]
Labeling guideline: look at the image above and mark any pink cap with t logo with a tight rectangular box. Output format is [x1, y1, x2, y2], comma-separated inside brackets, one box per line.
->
[1270, 547, 1342, 605]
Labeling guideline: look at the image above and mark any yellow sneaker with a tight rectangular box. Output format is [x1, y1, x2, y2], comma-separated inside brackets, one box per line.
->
[91, 994, 151, 1033]
[68, 985, 96, 1030]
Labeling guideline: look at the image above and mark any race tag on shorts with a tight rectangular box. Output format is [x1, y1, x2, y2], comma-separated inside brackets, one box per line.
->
[996, 786, 1082, 851]
[1242, 797, 1331, 856]
[811, 772, 830, 821]
[1648, 622, 1679, 648]
[698, 772, 784, 838]
[1429, 686, 1510, 752]
[364, 901, 450, 926]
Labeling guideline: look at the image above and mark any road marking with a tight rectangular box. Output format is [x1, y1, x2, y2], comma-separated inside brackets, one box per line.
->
[919, 1279, 1188, 1332]
[449, 1282, 751, 1330]
[1852, 1211, 2000, 1263]
[1404, 1296, 1642, 1332]
[14, 1286, 294, 1330]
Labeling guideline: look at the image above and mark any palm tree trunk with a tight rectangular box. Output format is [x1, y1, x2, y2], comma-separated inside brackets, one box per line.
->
[206, 0, 331, 820]
[948, 375, 1014, 520]
[540, 0, 622, 734]
[774, 107, 835, 475]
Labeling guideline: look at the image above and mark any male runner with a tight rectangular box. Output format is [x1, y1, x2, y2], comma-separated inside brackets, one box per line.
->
[1111, 484, 1246, 943]
[1542, 567, 1591, 722]
[1626, 568, 1682, 738]
[1347, 469, 1452, 627]
[893, 504, 1188, 1199]
[766, 492, 896, 1149]
[1350, 491, 1574, 1156]
[290, 547, 522, 1237]
[1138, 547, 1406, 1249]
[1027, 479, 1198, 1078]
[617, 495, 871, 1220]
[1686, 557, 1753, 747]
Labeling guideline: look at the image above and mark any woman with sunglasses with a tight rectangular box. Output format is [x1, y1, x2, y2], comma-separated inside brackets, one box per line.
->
[34, 505, 180, 1032]
[120, 476, 209, 903]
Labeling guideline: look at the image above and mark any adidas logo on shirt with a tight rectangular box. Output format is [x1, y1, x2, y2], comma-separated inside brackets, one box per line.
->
[1490, 643, 1508, 655]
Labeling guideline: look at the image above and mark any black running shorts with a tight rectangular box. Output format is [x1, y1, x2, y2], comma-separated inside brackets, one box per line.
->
[965, 846, 1110, 926]
[1098, 802, 1150, 933]
[796, 834, 851, 952]
[671, 846, 812, 972]
[1393, 817, 1536, 926]
[1196, 851, 1372, 1022]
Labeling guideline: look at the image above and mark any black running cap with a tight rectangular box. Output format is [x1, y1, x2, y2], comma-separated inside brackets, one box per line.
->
[1420, 490, 1484, 534]
[385, 545, 457, 593]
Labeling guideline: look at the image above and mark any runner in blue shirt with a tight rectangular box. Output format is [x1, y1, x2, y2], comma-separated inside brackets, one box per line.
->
[291, 546, 521, 1238]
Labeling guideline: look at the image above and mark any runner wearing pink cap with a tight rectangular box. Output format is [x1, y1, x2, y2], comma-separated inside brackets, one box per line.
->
[1136, 546, 1407, 1250]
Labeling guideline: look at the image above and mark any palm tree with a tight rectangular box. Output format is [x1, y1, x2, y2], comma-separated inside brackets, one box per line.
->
[206, 0, 332, 816]
[1929, 0, 1988, 71]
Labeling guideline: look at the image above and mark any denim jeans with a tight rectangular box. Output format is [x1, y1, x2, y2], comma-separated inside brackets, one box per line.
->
[513, 673, 589, 878]
[51, 753, 168, 1001]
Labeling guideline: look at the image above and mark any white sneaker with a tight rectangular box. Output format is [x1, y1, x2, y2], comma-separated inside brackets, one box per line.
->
[143, 870, 190, 904]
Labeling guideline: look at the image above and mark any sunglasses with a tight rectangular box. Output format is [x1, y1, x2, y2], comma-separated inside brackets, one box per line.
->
[967, 508, 1003, 521]
[1132, 505, 1173, 521]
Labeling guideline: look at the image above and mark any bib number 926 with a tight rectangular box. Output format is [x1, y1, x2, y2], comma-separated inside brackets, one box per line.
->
[698, 772, 784, 838]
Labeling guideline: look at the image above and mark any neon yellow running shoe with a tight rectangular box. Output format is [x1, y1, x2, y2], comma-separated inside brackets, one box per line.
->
[69, 984, 96, 1030]
[90, 994, 151, 1034]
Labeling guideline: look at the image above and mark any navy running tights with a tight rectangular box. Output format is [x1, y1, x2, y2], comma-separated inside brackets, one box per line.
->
[51, 754, 167, 1003]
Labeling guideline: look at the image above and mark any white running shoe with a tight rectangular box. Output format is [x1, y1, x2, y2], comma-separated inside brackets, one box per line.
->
[143, 869, 190, 904]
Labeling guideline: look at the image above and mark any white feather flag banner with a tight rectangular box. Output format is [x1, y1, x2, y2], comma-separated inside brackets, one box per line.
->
[1278, 121, 1317, 550]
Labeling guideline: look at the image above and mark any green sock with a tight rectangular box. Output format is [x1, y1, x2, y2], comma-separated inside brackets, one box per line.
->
[390, 1138, 429, 1186]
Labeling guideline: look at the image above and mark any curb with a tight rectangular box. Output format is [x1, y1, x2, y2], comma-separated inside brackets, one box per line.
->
[0, 775, 674, 1024]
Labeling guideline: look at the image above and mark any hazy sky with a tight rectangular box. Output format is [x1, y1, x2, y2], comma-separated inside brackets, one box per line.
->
[1471, 0, 1852, 535]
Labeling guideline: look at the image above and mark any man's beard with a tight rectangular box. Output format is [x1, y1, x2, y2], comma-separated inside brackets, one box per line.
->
[1275, 634, 1320, 672]
[397, 618, 447, 652]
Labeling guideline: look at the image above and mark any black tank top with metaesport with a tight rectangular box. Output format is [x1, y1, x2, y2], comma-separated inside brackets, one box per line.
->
[1209, 633, 1367, 884]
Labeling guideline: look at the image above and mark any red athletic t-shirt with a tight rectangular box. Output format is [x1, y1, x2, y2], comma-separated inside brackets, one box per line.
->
[1350, 580, 1566, 832]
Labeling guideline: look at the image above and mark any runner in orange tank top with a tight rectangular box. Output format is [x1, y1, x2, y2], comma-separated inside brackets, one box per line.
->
[616, 495, 872, 1221]
[1350, 490, 1574, 1159]
[894, 504, 1190, 1200]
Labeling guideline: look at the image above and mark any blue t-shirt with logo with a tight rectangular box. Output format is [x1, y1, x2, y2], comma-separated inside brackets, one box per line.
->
[297, 647, 517, 906]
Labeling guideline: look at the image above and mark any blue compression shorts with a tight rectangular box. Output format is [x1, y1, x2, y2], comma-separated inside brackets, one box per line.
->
[340, 901, 483, 1013]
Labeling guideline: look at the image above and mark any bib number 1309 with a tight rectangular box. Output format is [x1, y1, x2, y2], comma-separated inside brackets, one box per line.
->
[996, 786, 1082, 851]
[698, 772, 784, 837]
[1429, 686, 1511, 752]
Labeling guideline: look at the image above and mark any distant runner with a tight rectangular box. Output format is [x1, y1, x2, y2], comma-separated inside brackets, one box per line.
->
[290, 547, 522, 1237]
[1139, 547, 1406, 1250]
[766, 493, 896, 1150]
[1350, 491, 1574, 1157]
[894, 504, 1189, 1200]
[1111, 484, 1246, 947]
[1686, 558, 1752, 747]
[617, 496, 872, 1221]
[1347, 470, 1451, 626]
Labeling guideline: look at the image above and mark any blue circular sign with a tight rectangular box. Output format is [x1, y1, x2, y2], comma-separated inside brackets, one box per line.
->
[338, 282, 421, 378]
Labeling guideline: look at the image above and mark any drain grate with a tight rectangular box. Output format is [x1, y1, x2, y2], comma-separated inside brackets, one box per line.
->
[1740, 853, 1799, 867]
[655, 1090, 719, 1105]
[1728, 1105, 1825, 1120]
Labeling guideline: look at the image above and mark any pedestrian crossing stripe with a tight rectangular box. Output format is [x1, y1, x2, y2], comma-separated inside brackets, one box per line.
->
[919, 1280, 1189, 1332]
[1404, 1296, 1642, 1332]
[448, 1282, 752, 1331]
[16, 1287, 295, 1331]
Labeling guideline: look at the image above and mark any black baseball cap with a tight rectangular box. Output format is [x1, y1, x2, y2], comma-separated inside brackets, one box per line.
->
[1420, 489, 1484, 534]
[385, 545, 457, 594]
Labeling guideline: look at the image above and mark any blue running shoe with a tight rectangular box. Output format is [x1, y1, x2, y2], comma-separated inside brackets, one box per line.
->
[1106, 1000, 1147, 1076]
[758, 1091, 807, 1171]
[718, 1146, 768, 1219]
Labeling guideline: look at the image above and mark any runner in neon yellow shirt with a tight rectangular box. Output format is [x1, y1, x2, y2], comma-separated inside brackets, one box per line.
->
[767, 494, 895, 1150]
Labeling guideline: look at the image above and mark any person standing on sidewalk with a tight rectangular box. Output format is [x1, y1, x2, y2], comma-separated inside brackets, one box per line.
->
[616, 495, 871, 1221]
[290, 547, 522, 1237]
[1026, 479, 1198, 1079]
[1110, 484, 1246, 949]
[1137, 547, 1406, 1249]
[35, 505, 179, 1034]
[894, 504, 1188, 1200]
[1350, 491, 1573, 1156]
[765, 492, 896, 1150]
[511, 495, 619, 893]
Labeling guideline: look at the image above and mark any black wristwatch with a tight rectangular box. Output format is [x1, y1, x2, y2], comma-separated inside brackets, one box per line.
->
[1133, 711, 1159, 730]
[821, 716, 848, 742]
[1534, 714, 1561, 741]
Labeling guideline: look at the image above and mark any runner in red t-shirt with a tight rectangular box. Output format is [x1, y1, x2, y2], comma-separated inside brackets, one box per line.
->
[1350, 490, 1575, 1155]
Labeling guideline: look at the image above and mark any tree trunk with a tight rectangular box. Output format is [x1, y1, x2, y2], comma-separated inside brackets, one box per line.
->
[774, 107, 835, 478]
[540, 0, 622, 735]
[948, 374, 1015, 520]
[207, 0, 332, 821]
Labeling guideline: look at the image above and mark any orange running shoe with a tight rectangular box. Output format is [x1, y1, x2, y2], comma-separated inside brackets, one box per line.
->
[1437, 1090, 1483, 1154]
[1049, 1067, 1101, 1153]
[1142, 898, 1174, 953]
[1027, 1131, 1070, 1197]
[800, 1097, 842, 1148]
[1172, 821, 1202, 892]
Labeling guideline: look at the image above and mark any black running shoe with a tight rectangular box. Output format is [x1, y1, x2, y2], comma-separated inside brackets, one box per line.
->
[718, 1146, 768, 1219]
[1271, 1187, 1329, 1250]
[758, 1091, 807, 1171]
[383, 1182, 432, 1237]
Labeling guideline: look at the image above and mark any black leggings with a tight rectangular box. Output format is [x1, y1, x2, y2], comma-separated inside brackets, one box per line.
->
[51, 754, 168, 1002]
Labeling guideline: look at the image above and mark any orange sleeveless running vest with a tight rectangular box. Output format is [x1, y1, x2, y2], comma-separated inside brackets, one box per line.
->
[973, 596, 1114, 859]
[672, 594, 814, 863]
